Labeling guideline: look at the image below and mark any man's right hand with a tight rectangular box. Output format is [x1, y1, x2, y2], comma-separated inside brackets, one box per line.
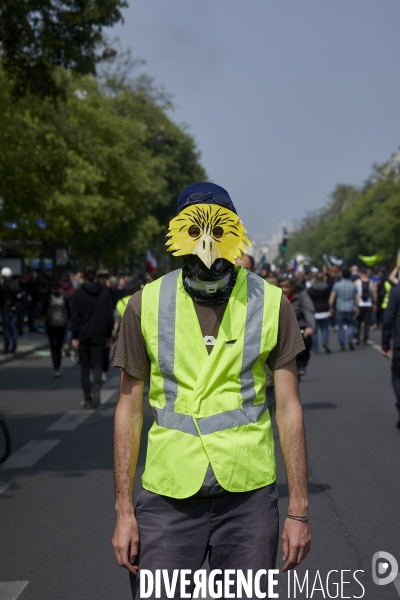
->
[382, 349, 391, 359]
[112, 512, 139, 575]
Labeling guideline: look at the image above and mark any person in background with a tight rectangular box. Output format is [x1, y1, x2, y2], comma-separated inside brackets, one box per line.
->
[60, 272, 75, 311]
[60, 272, 75, 356]
[24, 267, 40, 332]
[235, 253, 256, 272]
[350, 265, 359, 282]
[329, 268, 357, 351]
[71, 264, 114, 409]
[266, 275, 279, 287]
[0, 267, 21, 354]
[377, 269, 394, 328]
[71, 272, 83, 290]
[116, 277, 142, 321]
[14, 273, 27, 336]
[42, 280, 70, 377]
[370, 266, 382, 330]
[388, 257, 400, 286]
[280, 277, 315, 377]
[117, 275, 127, 295]
[327, 265, 340, 285]
[109, 275, 123, 305]
[294, 270, 305, 289]
[38, 273, 52, 333]
[149, 268, 167, 281]
[354, 268, 376, 345]
[303, 270, 313, 290]
[308, 273, 332, 353]
[112, 277, 143, 354]
[97, 269, 113, 383]
[382, 281, 400, 428]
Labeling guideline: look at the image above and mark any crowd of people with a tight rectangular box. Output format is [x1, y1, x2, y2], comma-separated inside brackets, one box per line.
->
[236, 255, 400, 427]
[0, 264, 149, 407]
[1, 256, 399, 416]
[240, 259, 399, 375]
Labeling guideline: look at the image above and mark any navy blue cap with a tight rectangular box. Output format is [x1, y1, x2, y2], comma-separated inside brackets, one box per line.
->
[176, 182, 237, 215]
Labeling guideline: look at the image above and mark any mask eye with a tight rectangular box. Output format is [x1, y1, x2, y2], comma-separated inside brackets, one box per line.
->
[188, 225, 201, 238]
[212, 226, 223, 239]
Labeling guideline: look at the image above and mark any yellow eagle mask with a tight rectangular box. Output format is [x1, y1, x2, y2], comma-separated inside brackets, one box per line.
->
[166, 204, 251, 269]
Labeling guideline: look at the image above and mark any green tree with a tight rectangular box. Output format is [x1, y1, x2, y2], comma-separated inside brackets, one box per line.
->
[0, 0, 127, 97]
[287, 177, 400, 267]
[0, 64, 207, 266]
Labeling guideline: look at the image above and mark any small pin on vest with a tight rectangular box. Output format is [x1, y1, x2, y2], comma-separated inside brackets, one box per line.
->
[204, 335, 216, 346]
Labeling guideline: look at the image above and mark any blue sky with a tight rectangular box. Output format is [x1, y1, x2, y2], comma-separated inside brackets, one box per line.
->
[108, 1, 400, 238]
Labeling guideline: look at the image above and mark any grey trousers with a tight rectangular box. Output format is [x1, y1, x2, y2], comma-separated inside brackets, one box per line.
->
[130, 483, 279, 599]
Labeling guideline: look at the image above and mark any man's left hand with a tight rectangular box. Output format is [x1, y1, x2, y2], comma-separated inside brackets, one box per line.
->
[382, 349, 391, 359]
[303, 328, 313, 338]
[282, 518, 311, 572]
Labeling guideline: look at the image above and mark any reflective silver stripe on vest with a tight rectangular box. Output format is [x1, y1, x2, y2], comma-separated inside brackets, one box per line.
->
[240, 272, 264, 408]
[197, 272, 266, 435]
[156, 270, 199, 437]
[152, 407, 199, 436]
[158, 270, 180, 409]
[155, 270, 267, 436]
[196, 402, 267, 435]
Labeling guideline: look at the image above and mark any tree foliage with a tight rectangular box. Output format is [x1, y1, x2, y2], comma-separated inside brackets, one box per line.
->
[288, 173, 400, 267]
[0, 61, 207, 265]
[0, 0, 127, 97]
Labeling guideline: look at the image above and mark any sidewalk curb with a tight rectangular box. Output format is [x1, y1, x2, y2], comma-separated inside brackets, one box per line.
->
[0, 343, 49, 367]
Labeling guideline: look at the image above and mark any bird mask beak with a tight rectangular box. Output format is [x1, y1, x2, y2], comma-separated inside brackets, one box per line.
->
[192, 234, 220, 269]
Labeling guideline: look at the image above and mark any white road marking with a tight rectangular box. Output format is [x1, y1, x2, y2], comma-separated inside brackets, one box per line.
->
[371, 342, 382, 353]
[47, 411, 94, 432]
[1, 440, 60, 469]
[0, 481, 12, 494]
[103, 374, 120, 388]
[0, 581, 29, 600]
[101, 388, 118, 405]
[34, 350, 51, 357]
[394, 574, 400, 596]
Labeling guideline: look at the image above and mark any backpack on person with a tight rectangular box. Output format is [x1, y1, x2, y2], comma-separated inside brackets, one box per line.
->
[361, 281, 371, 303]
[47, 295, 68, 328]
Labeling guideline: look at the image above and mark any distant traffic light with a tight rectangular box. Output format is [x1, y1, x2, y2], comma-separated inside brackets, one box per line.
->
[281, 226, 288, 255]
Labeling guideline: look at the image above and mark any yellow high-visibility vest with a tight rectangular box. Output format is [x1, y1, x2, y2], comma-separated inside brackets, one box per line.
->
[116, 295, 131, 318]
[381, 281, 391, 310]
[140, 267, 282, 498]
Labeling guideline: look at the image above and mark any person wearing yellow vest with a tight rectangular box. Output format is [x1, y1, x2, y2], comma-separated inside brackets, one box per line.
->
[375, 272, 394, 329]
[381, 280, 392, 310]
[116, 278, 142, 320]
[112, 182, 311, 599]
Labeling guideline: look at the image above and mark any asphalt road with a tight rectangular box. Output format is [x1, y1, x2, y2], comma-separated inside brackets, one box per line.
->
[0, 329, 399, 600]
